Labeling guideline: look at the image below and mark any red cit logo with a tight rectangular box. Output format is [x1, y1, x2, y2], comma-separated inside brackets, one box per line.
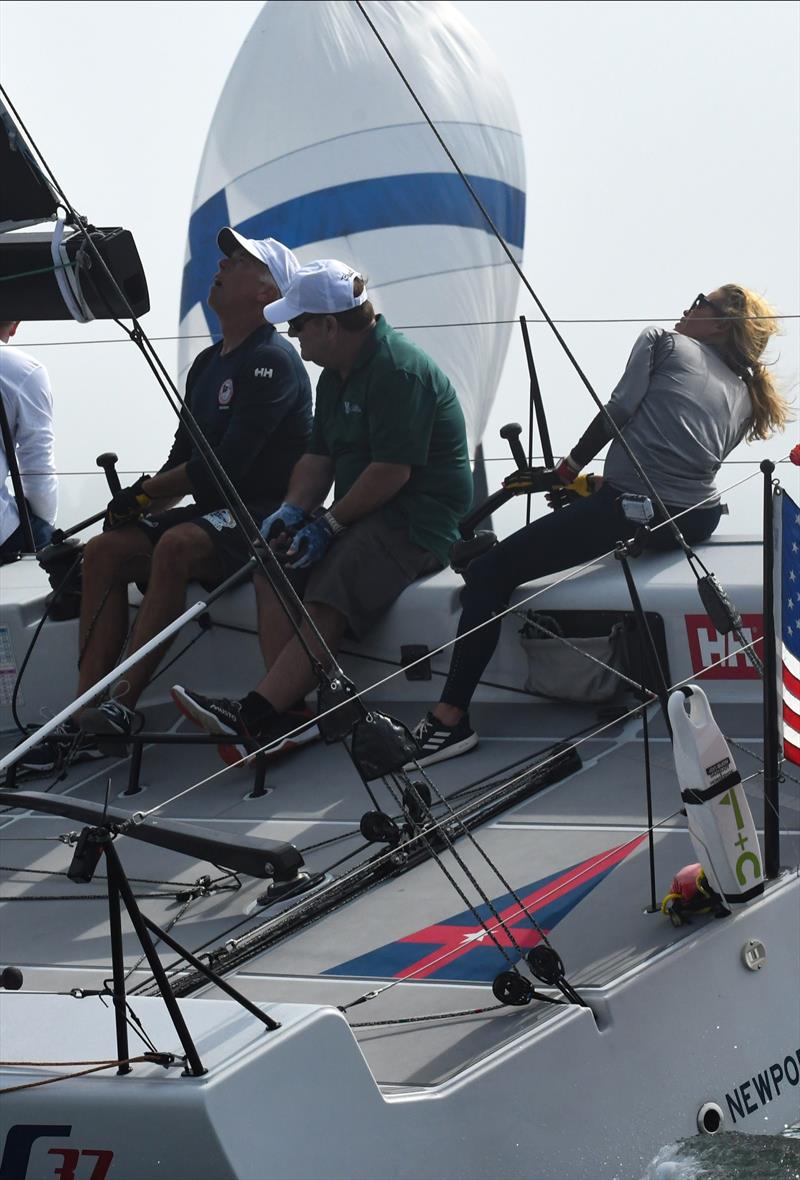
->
[685, 613, 763, 680]
[218, 379, 233, 406]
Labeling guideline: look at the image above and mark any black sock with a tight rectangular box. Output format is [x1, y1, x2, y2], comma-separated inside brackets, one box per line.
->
[240, 691, 278, 731]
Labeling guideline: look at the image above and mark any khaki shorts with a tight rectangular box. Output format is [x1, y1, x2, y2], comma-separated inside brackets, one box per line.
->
[279, 510, 441, 639]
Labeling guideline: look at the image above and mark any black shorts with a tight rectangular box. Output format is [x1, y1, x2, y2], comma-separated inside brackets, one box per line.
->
[134, 504, 272, 587]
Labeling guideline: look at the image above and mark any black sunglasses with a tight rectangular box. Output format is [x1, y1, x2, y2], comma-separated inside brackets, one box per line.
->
[689, 293, 726, 318]
[288, 312, 321, 332]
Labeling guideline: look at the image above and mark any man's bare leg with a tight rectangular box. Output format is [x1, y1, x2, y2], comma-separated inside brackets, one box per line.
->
[109, 523, 221, 709]
[252, 600, 347, 714]
[77, 529, 154, 703]
[253, 569, 301, 668]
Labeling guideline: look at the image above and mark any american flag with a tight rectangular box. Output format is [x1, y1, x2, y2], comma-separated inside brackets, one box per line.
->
[778, 488, 800, 765]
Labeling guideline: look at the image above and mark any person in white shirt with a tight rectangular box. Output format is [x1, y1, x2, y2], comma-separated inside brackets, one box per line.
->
[0, 320, 58, 556]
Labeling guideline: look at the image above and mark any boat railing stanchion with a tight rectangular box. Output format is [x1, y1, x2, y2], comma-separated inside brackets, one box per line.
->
[247, 753, 269, 799]
[122, 738, 145, 796]
[761, 459, 781, 878]
[106, 849, 133, 1074]
[614, 517, 672, 914]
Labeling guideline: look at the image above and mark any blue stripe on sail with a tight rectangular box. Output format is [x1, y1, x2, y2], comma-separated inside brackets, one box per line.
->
[179, 172, 525, 324]
[180, 186, 231, 327]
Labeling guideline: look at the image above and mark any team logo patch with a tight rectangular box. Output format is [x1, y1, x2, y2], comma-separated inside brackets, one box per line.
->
[218, 378, 234, 407]
[203, 509, 235, 532]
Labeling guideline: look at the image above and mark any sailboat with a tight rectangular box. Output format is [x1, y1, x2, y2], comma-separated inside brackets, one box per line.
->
[0, 4, 798, 1178]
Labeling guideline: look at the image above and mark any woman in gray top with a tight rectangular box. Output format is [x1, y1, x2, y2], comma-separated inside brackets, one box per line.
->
[411, 284, 791, 765]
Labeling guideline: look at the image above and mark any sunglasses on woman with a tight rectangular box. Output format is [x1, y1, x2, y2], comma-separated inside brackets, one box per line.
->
[689, 293, 726, 317]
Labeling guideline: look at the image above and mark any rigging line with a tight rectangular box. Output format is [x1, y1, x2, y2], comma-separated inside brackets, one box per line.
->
[355, 0, 718, 568]
[0, 87, 343, 685]
[728, 734, 800, 789]
[13, 312, 799, 347]
[123, 892, 197, 985]
[514, 612, 654, 696]
[348, 1003, 510, 1028]
[380, 775, 525, 968]
[401, 768, 554, 948]
[340, 823, 653, 1012]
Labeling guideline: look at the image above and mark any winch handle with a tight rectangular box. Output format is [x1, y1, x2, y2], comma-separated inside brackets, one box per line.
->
[96, 452, 122, 496]
[499, 422, 528, 470]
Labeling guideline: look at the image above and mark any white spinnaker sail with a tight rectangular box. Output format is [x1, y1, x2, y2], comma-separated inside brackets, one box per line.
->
[178, 0, 525, 451]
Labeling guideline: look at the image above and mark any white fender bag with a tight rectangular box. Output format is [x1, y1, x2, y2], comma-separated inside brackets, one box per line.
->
[668, 685, 764, 906]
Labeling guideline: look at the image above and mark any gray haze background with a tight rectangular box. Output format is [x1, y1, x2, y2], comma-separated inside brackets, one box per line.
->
[0, 0, 797, 534]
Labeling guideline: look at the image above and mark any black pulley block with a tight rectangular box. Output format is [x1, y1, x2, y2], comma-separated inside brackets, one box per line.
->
[351, 712, 418, 781]
[316, 677, 364, 743]
[403, 781, 432, 825]
[526, 945, 565, 985]
[492, 970, 533, 1006]
[360, 810, 402, 846]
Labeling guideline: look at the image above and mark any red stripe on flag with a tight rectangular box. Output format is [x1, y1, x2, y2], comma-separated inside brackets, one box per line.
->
[783, 701, 800, 733]
[783, 664, 800, 700]
[784, 735, 800, 767]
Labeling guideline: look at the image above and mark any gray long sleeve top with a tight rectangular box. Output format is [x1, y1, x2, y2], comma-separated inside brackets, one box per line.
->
[573, 328, 752, 508]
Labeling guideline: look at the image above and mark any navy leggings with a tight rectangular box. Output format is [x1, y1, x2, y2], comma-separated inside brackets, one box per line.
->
[441, 483, 722, 711]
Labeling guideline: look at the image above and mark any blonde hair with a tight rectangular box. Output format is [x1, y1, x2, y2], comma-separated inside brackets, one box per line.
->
[716, 284, 791, 441]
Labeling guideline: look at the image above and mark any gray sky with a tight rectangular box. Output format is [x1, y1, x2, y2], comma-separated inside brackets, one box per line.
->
[0, 0, 798, 531]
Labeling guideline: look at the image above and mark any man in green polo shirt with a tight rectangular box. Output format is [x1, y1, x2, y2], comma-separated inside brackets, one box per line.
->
[172, 259, 472, 763]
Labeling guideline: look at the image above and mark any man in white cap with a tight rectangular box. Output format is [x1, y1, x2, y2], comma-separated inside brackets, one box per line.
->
[20, 229, 312, 771]
[172, 259, 473, 765]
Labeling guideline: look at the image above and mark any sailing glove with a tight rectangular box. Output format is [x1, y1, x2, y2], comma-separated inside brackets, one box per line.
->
[104, 475, 152, 530]
[260, 502, 307, 550]
[285, 512, 345, 570]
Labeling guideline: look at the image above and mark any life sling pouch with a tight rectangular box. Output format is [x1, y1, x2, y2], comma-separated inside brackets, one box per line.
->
[518, 611, 631, 705]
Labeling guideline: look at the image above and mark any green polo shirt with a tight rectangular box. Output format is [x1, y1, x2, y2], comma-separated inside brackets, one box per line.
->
[308, 316, 472, 564]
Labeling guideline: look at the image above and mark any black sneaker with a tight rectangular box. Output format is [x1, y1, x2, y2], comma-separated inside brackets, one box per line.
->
[16, 718, 104, 774]
[219, 706, 319, 767]
[405, 711, 478, 769]
[171, 686, 244, 738]
[79, 700, 140, 757]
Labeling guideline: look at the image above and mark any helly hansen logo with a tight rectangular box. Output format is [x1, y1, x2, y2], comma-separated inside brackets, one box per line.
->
[254, 368, 273, 379]
[343, 401, 362, 415]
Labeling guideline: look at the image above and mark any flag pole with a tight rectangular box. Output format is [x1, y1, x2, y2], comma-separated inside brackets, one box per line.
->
[761, 459, 780, 879]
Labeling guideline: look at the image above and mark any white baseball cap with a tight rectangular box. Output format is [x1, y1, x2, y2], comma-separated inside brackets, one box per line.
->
[217, 227, 300, 295]
[263, 259, 368, 324]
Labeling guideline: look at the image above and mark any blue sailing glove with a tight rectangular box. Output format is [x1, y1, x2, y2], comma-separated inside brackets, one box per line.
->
[260, 502, 306, 546]
[285, 512, 344, 569]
